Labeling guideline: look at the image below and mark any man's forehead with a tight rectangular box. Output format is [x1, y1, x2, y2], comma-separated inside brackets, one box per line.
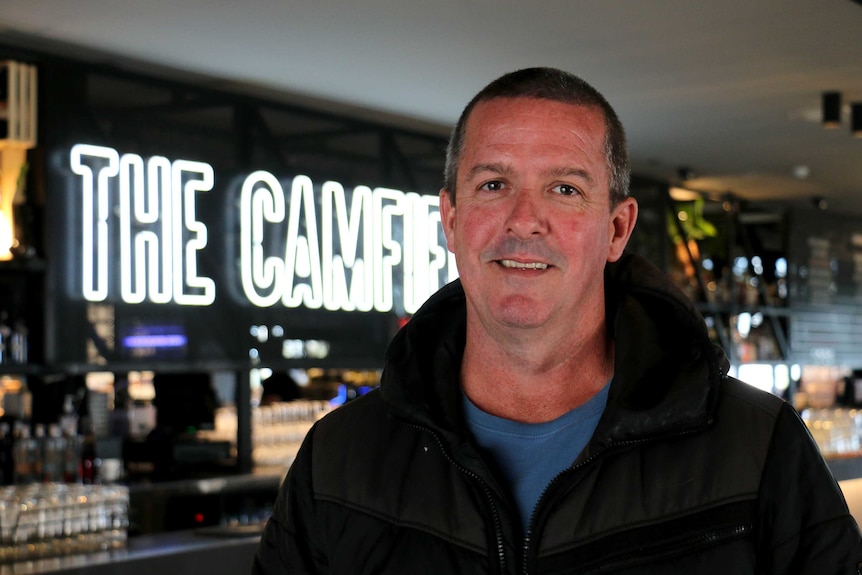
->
[468, 96, 604, 123]
[461, 98, 607, 159]
[462, 98, 606, 148]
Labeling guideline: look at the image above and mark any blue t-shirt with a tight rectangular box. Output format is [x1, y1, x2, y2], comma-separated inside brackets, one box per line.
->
[463, 382, 610, 533]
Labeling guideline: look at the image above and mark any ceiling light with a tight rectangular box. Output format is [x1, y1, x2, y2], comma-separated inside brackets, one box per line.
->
[852, 103, 862, 138]
[792, 165, 810, 180]
[669, 187, 701, 201]
[822, 91, 842, 128]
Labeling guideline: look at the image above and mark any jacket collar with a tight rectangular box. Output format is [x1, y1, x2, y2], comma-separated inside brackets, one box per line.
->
[380, 252, 726, 446]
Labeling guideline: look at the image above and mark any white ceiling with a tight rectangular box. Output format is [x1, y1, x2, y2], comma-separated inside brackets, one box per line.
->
[2, 0, 862, 213]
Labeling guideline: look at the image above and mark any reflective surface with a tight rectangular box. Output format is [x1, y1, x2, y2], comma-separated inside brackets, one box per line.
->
[0, 483, 128, 563]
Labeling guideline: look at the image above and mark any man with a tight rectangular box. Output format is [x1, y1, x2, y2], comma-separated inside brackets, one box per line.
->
[253, 68, 862, 573]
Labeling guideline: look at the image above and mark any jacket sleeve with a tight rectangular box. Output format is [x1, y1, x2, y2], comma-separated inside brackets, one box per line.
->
[252, 425, 328, 574]
[757, 402, 862, 573]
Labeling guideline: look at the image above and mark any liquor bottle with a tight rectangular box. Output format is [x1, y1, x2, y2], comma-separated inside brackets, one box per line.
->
[10, 318, 28, 364]
[0, 422, 13, 485]
[0, 312, 10, 365]
[59, 394, 79, 437]
[0, 64, 8, 138]
[42, 424, 63, 482]
[80, 418, 100, 485]
[63, 434, 83, 483]
[61, 394, 83, 483]
[32, 423, 45, 481]
[11, 162, 38, 259]
[13, 422, 34, 483]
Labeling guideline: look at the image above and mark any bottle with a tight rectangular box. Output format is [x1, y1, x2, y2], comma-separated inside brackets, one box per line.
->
[0, 64, 7, 138]
[60, 395, 79, 437]
[10, 318, 28, 364]
[11, 162, 37, 259]
[0, 312, 11, 365]
[0, 422, 13, 485]
[32, 424, 45, 481]
[42, 424, 63, 482]
[63, 434, 83, 483]
[13, 422, 33, 483]
[61, 395, 83, 483]
[80, 419, 100, 485]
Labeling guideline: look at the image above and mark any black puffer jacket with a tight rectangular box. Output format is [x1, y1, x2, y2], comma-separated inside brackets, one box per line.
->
[253, 253, 862, 574]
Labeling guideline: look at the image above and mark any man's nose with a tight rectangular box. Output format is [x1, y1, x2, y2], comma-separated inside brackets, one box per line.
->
[505, 189, 547, 238]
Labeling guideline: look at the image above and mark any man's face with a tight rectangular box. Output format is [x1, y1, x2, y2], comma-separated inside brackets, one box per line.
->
[440, 97, 636, 335]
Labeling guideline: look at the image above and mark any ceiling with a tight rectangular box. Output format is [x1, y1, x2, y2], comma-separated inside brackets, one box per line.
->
[2, 0, 862, 213]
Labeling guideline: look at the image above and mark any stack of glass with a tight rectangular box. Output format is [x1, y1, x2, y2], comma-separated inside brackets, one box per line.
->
[198, 400, 332, 469]
[802, 408, 862, 457]
[0, 483, 128, 563]
[251, 401, 331, 468]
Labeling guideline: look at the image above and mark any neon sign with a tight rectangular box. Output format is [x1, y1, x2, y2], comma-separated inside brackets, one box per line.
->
[69, 144, 456, 315]
[71, 144, 216, 306]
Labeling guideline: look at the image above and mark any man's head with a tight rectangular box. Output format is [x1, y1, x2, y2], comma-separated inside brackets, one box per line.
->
[438, 68, 638, 337]
[444, 67, 629, 207]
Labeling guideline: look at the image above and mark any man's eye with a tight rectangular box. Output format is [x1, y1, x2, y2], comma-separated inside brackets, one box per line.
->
[554, 184, 580, 196]
[480, 181, 505, 192]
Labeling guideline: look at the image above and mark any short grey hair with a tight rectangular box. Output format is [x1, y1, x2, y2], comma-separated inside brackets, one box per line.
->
[443, 67, 630, 207]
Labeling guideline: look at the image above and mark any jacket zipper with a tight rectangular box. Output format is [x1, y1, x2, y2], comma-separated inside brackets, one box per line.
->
[411, 423, 508, 574]
[585, 523, 752, 573]
[521, 421, 715, 575]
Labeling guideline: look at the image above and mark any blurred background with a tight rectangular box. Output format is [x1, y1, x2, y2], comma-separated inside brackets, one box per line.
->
[1, 2, 862, 573]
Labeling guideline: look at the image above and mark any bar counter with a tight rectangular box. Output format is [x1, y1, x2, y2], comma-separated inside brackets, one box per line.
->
[127, 466, 285, 535]
[1, 468, 287, 575]
[0, 526, 262, 575]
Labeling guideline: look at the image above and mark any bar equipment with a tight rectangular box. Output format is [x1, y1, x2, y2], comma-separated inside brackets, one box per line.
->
[0, 483, 129, 563]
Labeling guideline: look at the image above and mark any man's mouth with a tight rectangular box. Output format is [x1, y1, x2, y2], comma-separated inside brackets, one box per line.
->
[498, 259, 549, 270]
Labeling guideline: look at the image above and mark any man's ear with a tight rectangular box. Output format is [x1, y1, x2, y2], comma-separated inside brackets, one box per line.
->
[607, 197, 638, 263]
[439, 188, 456, 252]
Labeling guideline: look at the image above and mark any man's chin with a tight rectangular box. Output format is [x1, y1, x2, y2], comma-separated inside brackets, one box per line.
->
[491, 299, 551, 330]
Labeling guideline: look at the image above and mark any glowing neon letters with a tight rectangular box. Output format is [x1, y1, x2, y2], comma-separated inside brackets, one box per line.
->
[71, 144, 216, 306]
[239, 172, 454, 314]
[70, 144, 455, 314]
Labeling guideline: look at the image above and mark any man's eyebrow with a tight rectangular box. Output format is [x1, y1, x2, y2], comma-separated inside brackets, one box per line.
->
[543, 166, 595, 185]
[466, 162, 510, 179]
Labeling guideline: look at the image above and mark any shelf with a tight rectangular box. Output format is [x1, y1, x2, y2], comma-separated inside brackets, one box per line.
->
[0, 360, 261, 378]
[0, 257, 46, 272]
[0, 364, 47, 377]
[695, 302, 791, 317]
